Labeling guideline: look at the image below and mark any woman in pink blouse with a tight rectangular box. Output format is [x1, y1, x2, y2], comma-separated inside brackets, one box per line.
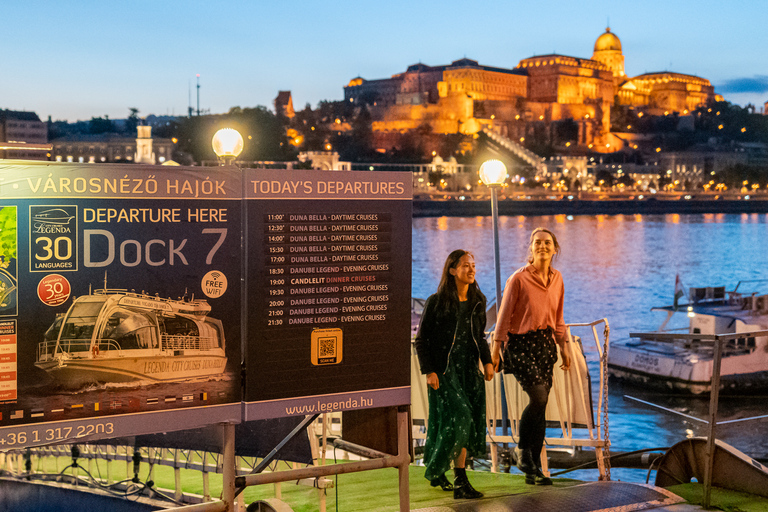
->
[491, 227, 570, 485]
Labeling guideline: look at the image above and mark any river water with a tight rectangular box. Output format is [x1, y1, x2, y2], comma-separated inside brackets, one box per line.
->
[412, 213, 768, 483]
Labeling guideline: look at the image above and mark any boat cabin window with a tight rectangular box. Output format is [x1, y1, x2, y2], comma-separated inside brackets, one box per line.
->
[101, 307, 158, 350]
[730, 336, 756, 349]
[44, 316, 63, 342]
[162, 316, 199, 337]
[199, 321, 223, 349]
[60, 299, 107, 340]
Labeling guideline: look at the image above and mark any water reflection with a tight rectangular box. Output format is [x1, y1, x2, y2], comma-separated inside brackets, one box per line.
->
[413, 213, 768, 481]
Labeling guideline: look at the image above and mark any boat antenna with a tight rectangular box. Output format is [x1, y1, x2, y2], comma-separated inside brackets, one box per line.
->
[103, 271, 108, 290]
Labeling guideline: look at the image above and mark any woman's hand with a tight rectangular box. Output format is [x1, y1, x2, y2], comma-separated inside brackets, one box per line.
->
[483, 363, 495, 381]
[426, 372, 439, 390]
[491, 340, 503, 371]
[559, 343, 571, 371]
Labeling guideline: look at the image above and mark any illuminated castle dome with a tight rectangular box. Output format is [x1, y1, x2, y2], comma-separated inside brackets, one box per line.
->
[592, 27, 625, 80]
[594, 27, 622, 52]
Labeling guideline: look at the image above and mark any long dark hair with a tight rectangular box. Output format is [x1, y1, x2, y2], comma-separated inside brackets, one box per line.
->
[435, 249, 485, 315]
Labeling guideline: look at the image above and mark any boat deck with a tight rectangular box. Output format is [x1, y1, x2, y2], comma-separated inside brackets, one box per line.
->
[412, 481, 687, 512]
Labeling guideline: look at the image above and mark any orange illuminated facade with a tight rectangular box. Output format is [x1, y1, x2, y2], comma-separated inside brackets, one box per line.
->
[343, 28, 717, 150]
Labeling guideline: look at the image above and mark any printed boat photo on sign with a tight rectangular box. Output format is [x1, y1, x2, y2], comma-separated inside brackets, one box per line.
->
[35, 283, 228, 390]
[0, 205, 18, 314]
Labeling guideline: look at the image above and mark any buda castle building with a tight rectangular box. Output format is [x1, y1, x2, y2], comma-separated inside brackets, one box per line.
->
[344, 28, 716, 152]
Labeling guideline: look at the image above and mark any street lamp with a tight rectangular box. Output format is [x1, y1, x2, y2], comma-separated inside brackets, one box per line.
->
[478, 158, 507, 310]
[212, 128, 244, 166]
[479, 158, 507, 472]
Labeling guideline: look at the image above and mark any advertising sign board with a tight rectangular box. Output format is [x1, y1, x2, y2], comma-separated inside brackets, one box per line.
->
[0, 162, 242, 448]
[243, 169, 412, 420]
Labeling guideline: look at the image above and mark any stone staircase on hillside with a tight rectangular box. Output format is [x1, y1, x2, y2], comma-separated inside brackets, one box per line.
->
[481, 127, 547, 175]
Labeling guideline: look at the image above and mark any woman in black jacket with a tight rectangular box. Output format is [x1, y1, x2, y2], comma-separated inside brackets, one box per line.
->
[415, 249, 494, 499]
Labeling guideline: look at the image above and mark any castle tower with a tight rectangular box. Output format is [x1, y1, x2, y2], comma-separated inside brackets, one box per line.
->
[135, 125, 156, 164]
[592, 27, 626, 85]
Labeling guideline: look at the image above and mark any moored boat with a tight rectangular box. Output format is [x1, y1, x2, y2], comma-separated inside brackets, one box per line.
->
[35, 287, 228, 389]
[608, 281, 768, 394]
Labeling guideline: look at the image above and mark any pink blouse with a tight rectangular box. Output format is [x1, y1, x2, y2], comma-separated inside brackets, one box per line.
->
[493, 264, 566, 344]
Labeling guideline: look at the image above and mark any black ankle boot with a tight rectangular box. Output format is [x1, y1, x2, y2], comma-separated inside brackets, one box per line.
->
[533, 467, 552, 485]
[525, 468, 552, 485]
[430, 472, 453, 491]
[515, 447, 536, 475]
[453, 467, 483, 499]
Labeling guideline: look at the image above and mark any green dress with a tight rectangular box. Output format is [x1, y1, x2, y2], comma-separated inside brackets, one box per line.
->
[423, 300, 487, 481]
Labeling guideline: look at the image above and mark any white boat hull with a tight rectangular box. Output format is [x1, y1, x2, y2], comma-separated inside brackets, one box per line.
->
[609, 340, 768, 395]
[35, 350, 228, 389]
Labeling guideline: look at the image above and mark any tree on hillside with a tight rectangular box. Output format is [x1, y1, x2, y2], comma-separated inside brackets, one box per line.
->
[89, 116, 113, 134]
[125, 108, 140, 134]
[175, 106, 293, 164]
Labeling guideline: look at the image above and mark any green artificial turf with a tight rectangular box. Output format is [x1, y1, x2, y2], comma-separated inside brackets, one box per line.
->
[666, 483, 768, 512]
[30, 455, 583, 511]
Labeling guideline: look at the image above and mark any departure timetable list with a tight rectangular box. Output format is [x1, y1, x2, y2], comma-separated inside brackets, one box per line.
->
[244, 169, 412, 414]
[264, 212, 392, 329]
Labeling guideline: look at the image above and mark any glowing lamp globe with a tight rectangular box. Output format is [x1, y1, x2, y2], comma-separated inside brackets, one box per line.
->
[479, 159, 507, 186]
[212, 128, 244, 161]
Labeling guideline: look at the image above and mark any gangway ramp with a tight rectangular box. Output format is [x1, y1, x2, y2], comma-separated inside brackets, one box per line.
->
[412, 481, 685, 512]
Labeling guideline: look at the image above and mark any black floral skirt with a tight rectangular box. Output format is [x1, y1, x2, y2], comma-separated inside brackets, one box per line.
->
[502, 328, 558, 390]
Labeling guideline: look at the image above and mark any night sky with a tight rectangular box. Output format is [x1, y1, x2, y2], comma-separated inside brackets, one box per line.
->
[3, 0, 766, 121]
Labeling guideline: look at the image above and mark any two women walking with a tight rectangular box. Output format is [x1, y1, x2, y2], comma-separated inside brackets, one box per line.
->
[415, 228, 570, 499]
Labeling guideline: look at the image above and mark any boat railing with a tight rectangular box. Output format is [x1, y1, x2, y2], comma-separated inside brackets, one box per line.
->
[91, 339, 122, 355]
[161, 334, 218, 351]
[37, 339, 90, 361]
[630, 331, 759, 356]
[37, 339, 126, 361]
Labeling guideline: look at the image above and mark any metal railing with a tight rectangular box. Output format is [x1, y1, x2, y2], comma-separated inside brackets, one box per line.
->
[1, 411, 411, 512]
[625, 329, 768, 509]
[161, 335, 218, 351]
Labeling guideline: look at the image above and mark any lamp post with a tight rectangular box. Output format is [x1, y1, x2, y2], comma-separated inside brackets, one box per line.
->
[479, 158, 507, 472]
[479, 159, 507, 311]
[212, 128, 244, 166]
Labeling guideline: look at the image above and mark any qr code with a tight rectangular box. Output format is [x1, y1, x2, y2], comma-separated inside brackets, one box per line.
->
[319, 337, 336, 357]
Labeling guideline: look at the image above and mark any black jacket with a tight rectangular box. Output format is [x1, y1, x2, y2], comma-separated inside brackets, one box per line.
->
[414, 293, 493, 376]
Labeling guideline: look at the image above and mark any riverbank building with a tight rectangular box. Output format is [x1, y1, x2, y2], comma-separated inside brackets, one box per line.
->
[0, 110, 48, 160]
